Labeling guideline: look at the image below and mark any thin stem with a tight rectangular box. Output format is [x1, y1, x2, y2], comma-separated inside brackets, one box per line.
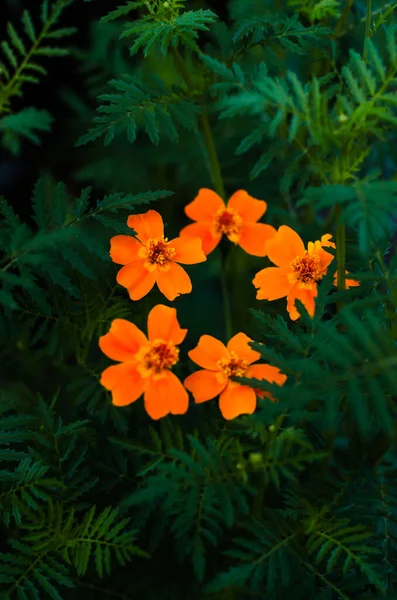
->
[172, 46, 225, 199]
[220, 245, 233, 341]
[334, 0, 354, 37]
[335, 205, 346, 312]
[172, 45, 231, 339]
[199, 110, 225, 198]
[363, 0, 372, 60]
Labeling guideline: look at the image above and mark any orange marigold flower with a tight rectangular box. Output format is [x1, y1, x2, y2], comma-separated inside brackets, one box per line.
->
[110, 210, 206, 301]
[99, 304, 189, 420]
[184, 332, 286, 420]
[179, 189, 276, 256]
[253, 226, 338, 320]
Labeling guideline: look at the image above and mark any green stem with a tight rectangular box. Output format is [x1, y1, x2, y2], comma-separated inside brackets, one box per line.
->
[220, 244, 233, 341]
[334, 0, 354, 37]
[363, 0, 372, 60]
[335, 205, 346, 311]
[172, 46, 225, 199]
[172, 46, 230, 339]
[199, 110, 225, 199]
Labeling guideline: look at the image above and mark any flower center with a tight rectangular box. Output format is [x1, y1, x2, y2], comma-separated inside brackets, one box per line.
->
[136, 338, 179, 378]
[140, 237, 176, 267]
[290, 253, 321, 284]
[213, 208, 242, 242]
[217, 351, 248, 379]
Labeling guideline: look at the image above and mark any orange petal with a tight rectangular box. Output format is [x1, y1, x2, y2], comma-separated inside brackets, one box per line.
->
[317, 248, 334, 272]
[155, 262, 192, 301]
[346, 277, 360, 288]
[147, 304, 187, 344]
[100, 364, 144, 406]
[169, 236, 207, 264]
[320, 234, 336, 249]
[116, 260, 156, 300]
[99, 319, 147, 361]
[219, 382, 257, 420]
[185, 189, 225, 222]
[227, 190, 267, 223]
[127, 210, 164, 243]
[188, 335, 229, 370]
[266, 225, 305, 268]
[333, 271, 360, 288]
[184, 369, 227, 403]
[144, 371, 188, 419]
[247, 364, 287, 399]
[227, 332, 260, 365]
[286, 283, 317, 320]
[238, 223, 277, 257]
[180, 222, 221, 255]
[110, 235, 142, 265]
[253, 267, 291, 300]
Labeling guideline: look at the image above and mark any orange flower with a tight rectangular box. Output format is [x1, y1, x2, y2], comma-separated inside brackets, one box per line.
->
[184, 332, 286, 420]
[253, 226, 336, 320]
[253, 226, 360, 320]
[179, 189, 276, 256]
[110, 210, 206, 301]
[99, 304, 189, 420]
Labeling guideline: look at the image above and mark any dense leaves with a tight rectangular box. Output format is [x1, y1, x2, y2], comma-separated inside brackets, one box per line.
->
[1, 0, 397, 599]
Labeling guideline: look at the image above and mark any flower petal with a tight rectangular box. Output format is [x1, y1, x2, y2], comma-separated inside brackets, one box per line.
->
[286, 283, 317, 320]
[127, 210, 164, 243]
[184, 369, 227, 403]
[180, 222, 221, 255]
[227, 332, 260, 365]
[219, 382, 257, 420]
[317, 248, 334, 272]
[169, 236, 207, 264]
[100, 364, 144, 406]
[266, 225, 305, 268]
[188, 335, 229, 370]
[99, 318, 147, 361]
[346, 277, 360, 288]
[116, 260, 156, 300]
[238, 223, 277, 257]
[227, 190, 267, 223]
[253, 267, 291, 300]
[247, 364, 287, 399]
[321, 234, 335, 248]
[155, 262, 192, 301]
[333, 271, 360, 288]
[147, 304, 187, 344]
[144, 371, 188, 419]
[185, 189, 225, 222]
[110, 235, 142, 265]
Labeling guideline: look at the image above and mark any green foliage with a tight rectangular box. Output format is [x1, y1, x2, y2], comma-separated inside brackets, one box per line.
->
[103, 0, 217, 56]
[0, 0, 76, 152]
[119, 430, 254, 580]
[0, 0, 76, 112]
[2, 0, 397, 599]
[298, 176, 397, 255]
[288, 0, 342, 23]
[0, 178, 172, 311]
[0, 107, 53, 155]
[76, 74, 201, 146]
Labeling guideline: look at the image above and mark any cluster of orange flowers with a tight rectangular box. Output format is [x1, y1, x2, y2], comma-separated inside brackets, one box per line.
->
[99, 189, 358, 420]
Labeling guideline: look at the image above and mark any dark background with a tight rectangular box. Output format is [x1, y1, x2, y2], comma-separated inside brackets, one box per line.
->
[0, 0, 230, 211]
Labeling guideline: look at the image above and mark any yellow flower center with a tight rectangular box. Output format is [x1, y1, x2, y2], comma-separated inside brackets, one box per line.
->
[213, 208, 242, 242]
[217, 351, 248, 379]
[135, 338, 179, 379]
[139, 237, 176, 270]
[290, 253, 321, 284]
